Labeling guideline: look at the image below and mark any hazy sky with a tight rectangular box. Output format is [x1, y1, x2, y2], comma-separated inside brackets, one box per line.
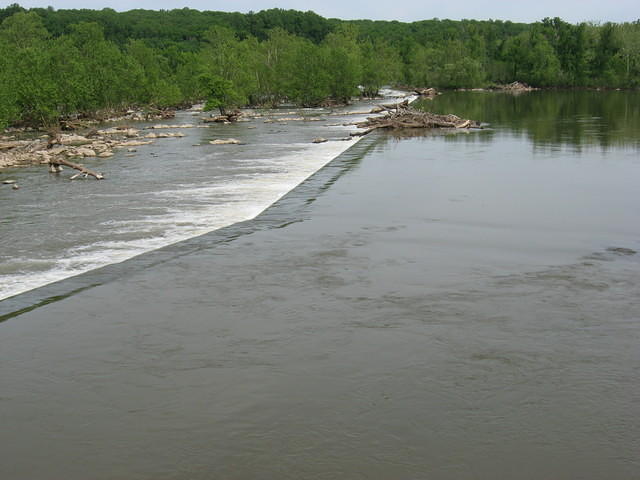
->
[9, 0, 640, 24]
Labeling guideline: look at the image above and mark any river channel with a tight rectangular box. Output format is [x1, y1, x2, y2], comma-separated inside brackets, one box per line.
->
[0, 90, 639, 479]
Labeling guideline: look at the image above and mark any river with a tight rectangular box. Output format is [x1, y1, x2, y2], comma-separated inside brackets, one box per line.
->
[0, 90, 639, 479]
[0, 93, 408, 301]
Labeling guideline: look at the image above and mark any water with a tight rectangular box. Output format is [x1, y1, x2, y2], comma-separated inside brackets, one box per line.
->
[0, 94, 408, 300]
[0, 90, 639, 479]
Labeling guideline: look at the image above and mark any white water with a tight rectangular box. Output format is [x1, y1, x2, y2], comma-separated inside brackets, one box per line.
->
[0, 92, 413, 300]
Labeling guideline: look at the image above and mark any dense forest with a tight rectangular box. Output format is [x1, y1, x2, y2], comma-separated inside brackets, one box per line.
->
[0, 4, 639, 128]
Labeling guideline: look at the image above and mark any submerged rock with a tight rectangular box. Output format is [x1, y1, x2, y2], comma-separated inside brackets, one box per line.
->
[209, 139, 241, 145]
[118, 140, 154, 147]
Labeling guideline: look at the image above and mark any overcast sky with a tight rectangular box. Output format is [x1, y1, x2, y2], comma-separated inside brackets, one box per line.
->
[9, 0, 640, 24]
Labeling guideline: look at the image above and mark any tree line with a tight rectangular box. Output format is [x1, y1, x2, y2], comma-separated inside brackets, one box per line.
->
[0, 4, 638, 128]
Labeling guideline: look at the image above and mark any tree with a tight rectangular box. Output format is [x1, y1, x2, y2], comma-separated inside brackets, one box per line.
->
[198, 73, 242, 114]
[359, 39, 402, 96]
[618, 21, 640, 86]
[322, 25, 362, 103]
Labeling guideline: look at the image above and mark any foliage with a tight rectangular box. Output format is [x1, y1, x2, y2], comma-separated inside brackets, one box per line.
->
[198, 73, 242, 114]
[0, 5, 638, 128]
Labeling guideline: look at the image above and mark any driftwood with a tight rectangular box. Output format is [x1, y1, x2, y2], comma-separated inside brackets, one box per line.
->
[496, 81, 537, 92]
[352, 107, 481, 136]
[380, 99, 410, 110]
[414, 87, 438, 96]
[49, 158, 104, 180]
[0, 141, 25, 151]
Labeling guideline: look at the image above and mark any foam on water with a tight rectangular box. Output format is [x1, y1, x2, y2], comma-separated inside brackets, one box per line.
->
[0, 115, 373, 300]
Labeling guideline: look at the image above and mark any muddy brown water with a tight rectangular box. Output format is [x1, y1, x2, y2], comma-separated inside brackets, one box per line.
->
[1, 91, 639, 479]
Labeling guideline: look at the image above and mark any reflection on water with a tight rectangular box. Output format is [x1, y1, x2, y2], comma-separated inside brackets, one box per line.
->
[416, 90, 640, 150]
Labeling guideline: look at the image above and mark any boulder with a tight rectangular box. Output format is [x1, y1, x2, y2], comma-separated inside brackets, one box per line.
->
[76, 148, 97, 157]
[60, 135, 92, 146]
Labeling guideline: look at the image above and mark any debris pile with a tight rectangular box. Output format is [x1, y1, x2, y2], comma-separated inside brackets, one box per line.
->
[352, 107, 481, 136]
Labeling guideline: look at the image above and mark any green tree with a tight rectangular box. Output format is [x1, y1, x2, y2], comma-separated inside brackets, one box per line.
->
[618, 22, 640, 86]
[322, 25, 362, 102]
[359, 39, 402, 96]
[198, 73, 242, 114]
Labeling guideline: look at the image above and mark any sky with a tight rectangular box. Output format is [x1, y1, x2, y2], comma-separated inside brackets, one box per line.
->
[7, 0, 640, 24]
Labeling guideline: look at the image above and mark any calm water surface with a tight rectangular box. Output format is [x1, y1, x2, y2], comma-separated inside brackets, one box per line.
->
[0, 91, 639, 479]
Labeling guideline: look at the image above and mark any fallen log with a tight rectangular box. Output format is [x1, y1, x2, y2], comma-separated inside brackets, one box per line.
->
[352, 107, 481, 136]
[49, 158, 104, 180]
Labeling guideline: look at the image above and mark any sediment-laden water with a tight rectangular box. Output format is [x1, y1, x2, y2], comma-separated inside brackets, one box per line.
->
[0, 92, 409, 300]
[0, 90, 639, 479]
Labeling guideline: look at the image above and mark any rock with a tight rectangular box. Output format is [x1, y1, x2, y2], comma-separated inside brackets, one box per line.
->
[209, 139, 241, 145]
[127, 148, 137, 152]
[98, 152, 113, 158]
[277, 117, 304, 122]
[60, 135, 92, 146]
[204, 116, 233, 123]
[145, 133, 157, 138]
[0, 140, 27, 150]
[49, 146, 68, 155]
[156, 132, 185, 138]
[97, 128, 121, 135]
[76, 148, 97, 157]
[118, 140, 153, 147]
[2, 179, 16, 184]
[90, 143, 110, 153]
[312, 137, 328, 143]
[12, 183, 19, 190]
[370, 106, 385, 113]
